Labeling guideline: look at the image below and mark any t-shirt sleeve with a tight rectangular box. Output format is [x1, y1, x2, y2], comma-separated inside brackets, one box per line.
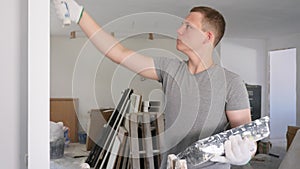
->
[152, 56, 173, 82]
[225, 76, 250, 111]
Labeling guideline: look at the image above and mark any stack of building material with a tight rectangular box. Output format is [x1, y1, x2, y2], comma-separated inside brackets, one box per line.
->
[85, 89, 165, 169]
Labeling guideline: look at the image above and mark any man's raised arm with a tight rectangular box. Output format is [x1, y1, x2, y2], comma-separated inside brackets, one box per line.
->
[53, 0, 159, 80]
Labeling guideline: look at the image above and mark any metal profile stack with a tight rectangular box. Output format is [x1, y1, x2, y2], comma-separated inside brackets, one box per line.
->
[176, 116, 270, 167]
[85, 88, 133, 168]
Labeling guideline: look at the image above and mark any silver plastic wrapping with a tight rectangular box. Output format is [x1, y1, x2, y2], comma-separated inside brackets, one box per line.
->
[176, 116, 270, 166]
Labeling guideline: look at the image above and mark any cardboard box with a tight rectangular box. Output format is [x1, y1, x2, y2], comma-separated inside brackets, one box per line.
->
[286, 125, 300, 150]
[86, 108, 114, 151]
[50, 98, 79, 143]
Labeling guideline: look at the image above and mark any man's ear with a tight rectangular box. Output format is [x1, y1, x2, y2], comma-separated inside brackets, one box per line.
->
[204, 31, 214, 45]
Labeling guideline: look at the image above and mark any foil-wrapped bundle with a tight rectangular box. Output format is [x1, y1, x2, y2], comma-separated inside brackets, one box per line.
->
[176, 116, 270, 166]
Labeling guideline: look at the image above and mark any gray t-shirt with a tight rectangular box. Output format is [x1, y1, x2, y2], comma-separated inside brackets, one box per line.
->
[153, 57, 250, 169]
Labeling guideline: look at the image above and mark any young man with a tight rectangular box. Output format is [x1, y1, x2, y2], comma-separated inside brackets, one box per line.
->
[53, 1, 256, 168]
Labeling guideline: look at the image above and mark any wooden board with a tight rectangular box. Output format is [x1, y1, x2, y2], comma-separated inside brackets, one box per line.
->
[286, 125, 300, 150]
[50, 98, 78, 142]
[142, 113, 155, 169]
[129, 113, 140, 168]
[156, 113, 165, 165]
[279, 130, 300, 169]
[128, 112, 165, 169]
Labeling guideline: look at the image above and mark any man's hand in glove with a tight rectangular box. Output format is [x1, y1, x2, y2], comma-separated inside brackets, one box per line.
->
[210, 135, 256, 166]
[53, 0, 84, 24]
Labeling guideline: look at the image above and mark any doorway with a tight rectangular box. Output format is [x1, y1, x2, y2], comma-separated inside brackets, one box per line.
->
[269, 48, 296, 139]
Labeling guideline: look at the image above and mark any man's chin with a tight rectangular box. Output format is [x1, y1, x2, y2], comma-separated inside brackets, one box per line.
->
[176, 41, 182, 49]
[176, 45, 182, 52]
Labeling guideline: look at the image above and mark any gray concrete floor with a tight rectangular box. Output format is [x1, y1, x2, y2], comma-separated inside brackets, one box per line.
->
[51, 139, 287, 169]
[50, 143, 89, 169]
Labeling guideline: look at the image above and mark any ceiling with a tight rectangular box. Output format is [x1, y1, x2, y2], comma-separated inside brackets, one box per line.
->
[50, 0, 300, 39]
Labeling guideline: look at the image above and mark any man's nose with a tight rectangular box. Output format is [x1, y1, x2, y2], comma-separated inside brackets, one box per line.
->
[177, 25, 185, 35]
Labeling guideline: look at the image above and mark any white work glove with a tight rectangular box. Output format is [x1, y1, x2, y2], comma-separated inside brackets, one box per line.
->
[80, 163, 90, 169]
[210, 135, 256, 166]
[53, 0, 84, 24]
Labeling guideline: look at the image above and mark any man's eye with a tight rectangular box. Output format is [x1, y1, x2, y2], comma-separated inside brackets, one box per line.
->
[181, 22, 192, 30]
[186, 24, 192, 29]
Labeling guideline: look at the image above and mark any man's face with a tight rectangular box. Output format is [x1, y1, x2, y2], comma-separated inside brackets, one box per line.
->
[176, 12, 209, 54]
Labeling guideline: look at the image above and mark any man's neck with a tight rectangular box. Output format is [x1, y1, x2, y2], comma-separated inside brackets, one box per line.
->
[186, 50, 214, 74]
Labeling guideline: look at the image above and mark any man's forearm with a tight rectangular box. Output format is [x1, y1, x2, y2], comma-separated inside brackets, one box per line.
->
[77, 11, 158, 80]
[78, 11, 130, 64]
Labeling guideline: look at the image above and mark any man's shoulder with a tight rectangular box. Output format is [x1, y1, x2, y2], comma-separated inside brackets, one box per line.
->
[217, 65, 241, 81]
[213, 65, 244, 87]
[153, 56, 185, 68]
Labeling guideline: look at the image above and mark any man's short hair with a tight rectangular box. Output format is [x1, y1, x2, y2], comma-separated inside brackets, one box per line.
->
[190, 6, 226, 47]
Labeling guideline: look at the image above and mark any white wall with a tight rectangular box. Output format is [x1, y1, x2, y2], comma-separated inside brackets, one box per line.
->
[0, 0, 27, 168]
[220, 38, 268, 117]
[267, 33, 300, 126]
[50, 36, 184, 131]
